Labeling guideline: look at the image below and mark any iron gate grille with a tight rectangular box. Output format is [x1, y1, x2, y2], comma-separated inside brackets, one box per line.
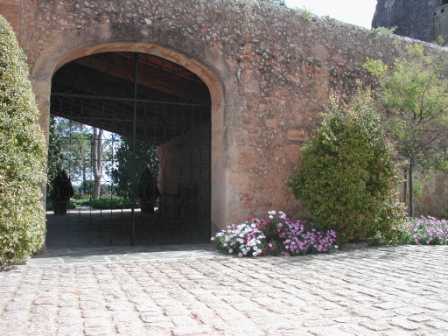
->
[47, 59, 211, 248]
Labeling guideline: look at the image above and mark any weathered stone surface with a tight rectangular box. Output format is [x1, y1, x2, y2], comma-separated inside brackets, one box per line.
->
[1, 0, 448, 229]
[373, 0, 440, 42]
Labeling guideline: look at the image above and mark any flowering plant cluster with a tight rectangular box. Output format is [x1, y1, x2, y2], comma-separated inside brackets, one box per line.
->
[405, 217, 448, 245]
[213, 211, 337, 257]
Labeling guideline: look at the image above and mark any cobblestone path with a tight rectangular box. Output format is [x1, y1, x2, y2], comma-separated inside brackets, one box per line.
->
[0, 245, 447, 336]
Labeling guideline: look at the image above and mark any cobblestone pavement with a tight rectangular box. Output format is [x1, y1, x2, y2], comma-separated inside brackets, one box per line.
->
[1, 245, 447, 336]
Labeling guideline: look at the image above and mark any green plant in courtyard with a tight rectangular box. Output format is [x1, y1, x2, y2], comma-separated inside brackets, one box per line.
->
[49, 170, 74, 215]
[89, 196, 135, 210]
[112, 139, 159, 199]
[369, 26, 397, 38]
[289, 90, 404, 244]
[0, 16, 46, 267]
[300, 8, 314, 23]
[364, 45, 448, 217]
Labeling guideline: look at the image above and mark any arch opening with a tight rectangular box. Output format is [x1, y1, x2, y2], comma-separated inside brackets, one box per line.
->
[46, 51, 213, 248]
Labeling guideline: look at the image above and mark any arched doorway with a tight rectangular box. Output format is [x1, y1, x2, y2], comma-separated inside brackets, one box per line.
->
[46, 51, 212, 248]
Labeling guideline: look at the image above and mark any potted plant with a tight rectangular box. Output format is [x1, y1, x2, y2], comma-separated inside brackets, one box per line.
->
[138, 166, 160, 214]
[50, 169, 74, 215]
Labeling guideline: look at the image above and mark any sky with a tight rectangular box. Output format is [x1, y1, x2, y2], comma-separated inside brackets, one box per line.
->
[285, 0, 378, 29]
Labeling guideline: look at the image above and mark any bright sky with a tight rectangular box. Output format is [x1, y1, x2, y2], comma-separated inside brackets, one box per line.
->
[285, 0, 377, 29]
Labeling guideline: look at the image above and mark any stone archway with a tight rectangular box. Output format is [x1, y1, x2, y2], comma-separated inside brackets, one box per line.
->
[33, 43, 226, 243]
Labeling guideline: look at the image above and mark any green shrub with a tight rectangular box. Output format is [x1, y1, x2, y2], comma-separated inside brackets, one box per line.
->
[0, 16, 46, 267]
[90, 196, 135, 210]
[289, 91, 404, 244]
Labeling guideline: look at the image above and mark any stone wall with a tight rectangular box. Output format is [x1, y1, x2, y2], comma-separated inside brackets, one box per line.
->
[1, 0, 448, 230]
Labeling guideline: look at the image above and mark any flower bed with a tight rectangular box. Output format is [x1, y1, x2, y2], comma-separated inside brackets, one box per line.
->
[405, 217, 448, 245]
[213, 211, 337, 257]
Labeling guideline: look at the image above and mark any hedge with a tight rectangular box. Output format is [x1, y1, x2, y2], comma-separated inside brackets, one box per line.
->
[0, 16, 46, 267]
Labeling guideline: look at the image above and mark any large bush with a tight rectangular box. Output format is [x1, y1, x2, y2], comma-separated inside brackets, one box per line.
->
[0, 16, 46, 267]
[289, 91, 404, 244]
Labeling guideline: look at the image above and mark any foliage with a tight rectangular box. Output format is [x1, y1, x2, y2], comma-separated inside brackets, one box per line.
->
[49, 170, 74, 215]
[435, 35, 446, 47]
[364, 45, 448, 216]
[271, 0, 286, 6]
[213, 211, 337, 257]
[89, 196, 135, 210]
[138, 167, 159, 213]
[76, 180, 112, 197]
[289, 91, 402, 244]
[369, 198, 407, 245]
[0, 16, 46, 267]
[401, 217, 448, 245]
[369, 26, 397, 38]
[214, 221, 266, 257]
[300, 8, 314, 23]
[48, 117, 92, 187]
[49, 195, 135, 210]
[69, 196, 90, 208]
[112, 139, 159, 198]
[49, 170, 74, 202]
[47, 116, 63, 184]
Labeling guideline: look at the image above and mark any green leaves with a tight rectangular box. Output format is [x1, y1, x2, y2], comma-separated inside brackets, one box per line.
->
[0, 16, 46, 267]
[289, 91, 403, 244]
[364, 44, 448, 166]
[364, 44, 448, 215]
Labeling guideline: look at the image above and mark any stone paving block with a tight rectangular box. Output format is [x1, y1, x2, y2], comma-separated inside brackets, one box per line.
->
[308, 326, 355, 336]
[359, 319, 391, 331]
[389, 317, 421, 331]
[426, 319, 448, 330]
[0, 246, 447, 336]
[407, 314, 432, 323]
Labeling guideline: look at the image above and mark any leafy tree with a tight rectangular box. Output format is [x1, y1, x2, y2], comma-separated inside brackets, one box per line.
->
[47, 116, 63, 184]
[0, 16, 46, 266]
[112, 139, 159, 199]
[48, 117, 119, 199]
[49, 117, 92, 191]
[92, 127, 103, 198]
[364, 45, 448, 216]
[289, 91, 403, 244]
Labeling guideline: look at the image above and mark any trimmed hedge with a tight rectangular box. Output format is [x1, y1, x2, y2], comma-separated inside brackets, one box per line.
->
[289, 91, 404, 244]
[90, 196, 136, 210]
[0, 16, 46, 267]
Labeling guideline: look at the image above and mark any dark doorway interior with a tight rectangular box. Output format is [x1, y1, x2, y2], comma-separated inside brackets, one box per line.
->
[47, 52, 211, 248]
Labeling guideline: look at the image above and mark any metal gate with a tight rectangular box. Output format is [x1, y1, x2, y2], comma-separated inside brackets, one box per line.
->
[47, 55, 211, 248]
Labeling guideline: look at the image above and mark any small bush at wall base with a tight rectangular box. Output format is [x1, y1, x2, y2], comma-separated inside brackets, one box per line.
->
[90, 196, 136, 210]
[289, 91, 404, 245]
[0, 16, 46, 267]
[213, 211, 337, 257]
[402, 217, 448, 245]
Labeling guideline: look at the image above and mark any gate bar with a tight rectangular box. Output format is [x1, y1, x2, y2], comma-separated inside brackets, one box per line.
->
[130, 53, 139, 246]
[52, 92, 208, 107]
